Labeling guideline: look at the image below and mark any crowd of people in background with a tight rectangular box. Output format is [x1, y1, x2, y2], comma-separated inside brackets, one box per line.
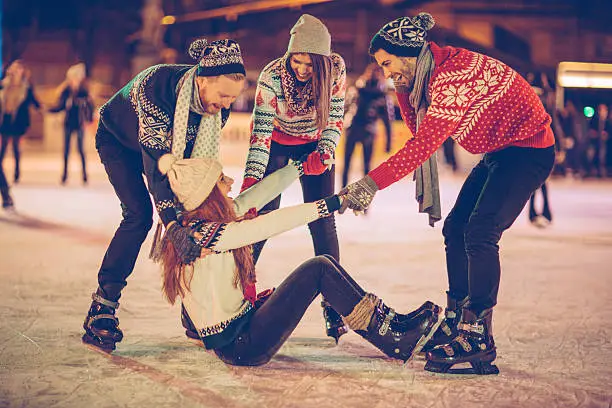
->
[0, 61, 94, 208]
[0, 56, 611, 213]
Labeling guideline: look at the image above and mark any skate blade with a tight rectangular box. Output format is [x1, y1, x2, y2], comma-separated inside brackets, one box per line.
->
[404, 310, 444, 365]
[424, 360, 500, 375]
[82, 333, 116, 354]
[326, 326, 348, 345]
[187, 337, 204, 348]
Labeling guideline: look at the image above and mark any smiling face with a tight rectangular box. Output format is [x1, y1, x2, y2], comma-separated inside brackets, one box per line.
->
[373, 49, 417, 89]
[196, 75, 245, 115]
[216, 173, 234, 197]
[289, 53, 314, 82]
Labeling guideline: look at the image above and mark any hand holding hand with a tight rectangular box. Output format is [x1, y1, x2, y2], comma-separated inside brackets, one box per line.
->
[338, 175, 379, 214]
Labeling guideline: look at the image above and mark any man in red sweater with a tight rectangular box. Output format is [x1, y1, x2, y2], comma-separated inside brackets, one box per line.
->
[340, 13, 555, 374]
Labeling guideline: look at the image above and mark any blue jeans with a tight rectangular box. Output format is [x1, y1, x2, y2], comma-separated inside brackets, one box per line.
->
[62, 126, 87, 181]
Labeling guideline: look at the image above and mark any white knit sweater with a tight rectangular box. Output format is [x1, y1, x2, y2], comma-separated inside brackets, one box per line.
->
[180, 164, 336, 348]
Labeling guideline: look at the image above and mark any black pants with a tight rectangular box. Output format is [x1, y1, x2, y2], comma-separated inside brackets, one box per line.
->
[215, 255, 364, 366]
[442, 146, 555, 312]
[62, 126, 88, 182]
[342, 128, 374, 188]
[95, 128, 153, 301]
[0, 134, 22, 181]
[0, 160, 11, 205]
[528, 182, 552, 221]
[251, 141, 339, 263]
[442, 138, 458, 172]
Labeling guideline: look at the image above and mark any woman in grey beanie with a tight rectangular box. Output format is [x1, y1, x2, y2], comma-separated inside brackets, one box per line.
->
[240, 14, 348, 342]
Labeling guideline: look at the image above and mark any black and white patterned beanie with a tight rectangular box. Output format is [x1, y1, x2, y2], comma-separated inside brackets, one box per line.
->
[189, 38, 246, 77]
[369, 12, 435, 57]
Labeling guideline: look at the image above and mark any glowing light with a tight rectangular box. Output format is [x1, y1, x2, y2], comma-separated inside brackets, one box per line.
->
[161, 15, 176, 25]
[584, 106, 595, 118]
[558, 62, 612, 89]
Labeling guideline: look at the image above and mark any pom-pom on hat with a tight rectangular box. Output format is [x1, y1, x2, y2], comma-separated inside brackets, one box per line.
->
[369, 12, 435, 57]
[188, 38, 246, 77]
[158, 154, 223, 211]
[287, 14, 331, 57]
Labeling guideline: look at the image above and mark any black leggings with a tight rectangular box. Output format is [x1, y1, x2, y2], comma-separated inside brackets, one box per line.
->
[62, 126, 87, 181]
[0, 134, 22, 180]
[529, 182, 551, 221]
[215, 255, 364, 366]
[442, 146, 555, 312]
[341, 128, 374, 188]
[251, 141, 339, 263]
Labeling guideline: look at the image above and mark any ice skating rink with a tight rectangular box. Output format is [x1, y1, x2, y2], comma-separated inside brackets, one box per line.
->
[1, 153, 611, 408]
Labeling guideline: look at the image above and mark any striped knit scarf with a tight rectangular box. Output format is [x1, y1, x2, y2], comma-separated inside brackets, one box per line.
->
[172, 66, 221, 160]
[149, 67, 222, 261]
[409, 43, 441, 227]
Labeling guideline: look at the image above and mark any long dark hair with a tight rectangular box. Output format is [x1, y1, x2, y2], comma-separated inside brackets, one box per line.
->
[309, 53, 333, 130]
[161, 185, 255, 305]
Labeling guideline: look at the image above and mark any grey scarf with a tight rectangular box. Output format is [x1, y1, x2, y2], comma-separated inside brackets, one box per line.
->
[409, 43, 441, 227]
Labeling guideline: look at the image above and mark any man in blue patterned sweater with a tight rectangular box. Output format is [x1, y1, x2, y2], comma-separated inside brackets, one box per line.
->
[83, 39, 247, 352]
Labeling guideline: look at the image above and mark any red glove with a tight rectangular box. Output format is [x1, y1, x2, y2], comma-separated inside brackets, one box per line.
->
[254, 288, 275, 308]
[303, 151, 328, 176]
[240, 176, 258, 193]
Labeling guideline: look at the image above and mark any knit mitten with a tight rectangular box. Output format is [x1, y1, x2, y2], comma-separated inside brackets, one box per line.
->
[339, 175, 379, 214]
[166, 222, 201, 265]
[303, 151, 328, 175]
[240, 176, 258, 193]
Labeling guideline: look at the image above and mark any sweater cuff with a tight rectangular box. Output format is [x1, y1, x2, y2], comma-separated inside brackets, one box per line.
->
[368, 164, 395, 190]
[323, 195, 341, 213]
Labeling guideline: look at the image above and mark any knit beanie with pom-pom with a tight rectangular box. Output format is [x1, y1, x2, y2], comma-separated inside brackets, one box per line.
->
[158, 153, 223, 211]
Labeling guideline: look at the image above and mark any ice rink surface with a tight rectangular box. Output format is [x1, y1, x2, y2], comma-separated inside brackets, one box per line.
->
[1, 154, 611, 407]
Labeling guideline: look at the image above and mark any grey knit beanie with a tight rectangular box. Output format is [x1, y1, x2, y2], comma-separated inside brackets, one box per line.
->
[287, 14, 331, 57]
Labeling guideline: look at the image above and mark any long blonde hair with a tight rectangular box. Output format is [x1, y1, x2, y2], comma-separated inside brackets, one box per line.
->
[160, 185, 255, 304]
[1, 60, 30, 116]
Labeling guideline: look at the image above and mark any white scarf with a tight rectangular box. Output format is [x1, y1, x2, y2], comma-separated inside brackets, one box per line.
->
[172, 66, 221, 160]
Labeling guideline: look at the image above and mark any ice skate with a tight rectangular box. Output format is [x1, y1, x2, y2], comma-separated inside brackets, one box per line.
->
[350, 294, 442, 363]
[425, 308, 499, 375]
[82, 291, 123, 353]
[322, 300, 348, 344]
[421, 292, 468, 353]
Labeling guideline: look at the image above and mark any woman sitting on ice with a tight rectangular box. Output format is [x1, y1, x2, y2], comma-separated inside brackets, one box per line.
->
[154, 153, 441, 366]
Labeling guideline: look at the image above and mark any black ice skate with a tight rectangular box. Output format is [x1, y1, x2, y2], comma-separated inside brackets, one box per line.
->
[82, 291, 123, 353]
[395, 301, 441, 329]
[425, 308, 499, 375]
[322, 300, 348, 344]
[421, 292, 468, 353]
[356, 298, 442, 363]
[181, 304, 201, 341]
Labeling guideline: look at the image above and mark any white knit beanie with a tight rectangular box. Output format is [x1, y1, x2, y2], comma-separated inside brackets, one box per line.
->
[287, 14, 331, 57]
[158, 154, 223, 211]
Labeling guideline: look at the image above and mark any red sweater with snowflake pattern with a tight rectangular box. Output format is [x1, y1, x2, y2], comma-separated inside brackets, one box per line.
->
[368, 42, 555, 190]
